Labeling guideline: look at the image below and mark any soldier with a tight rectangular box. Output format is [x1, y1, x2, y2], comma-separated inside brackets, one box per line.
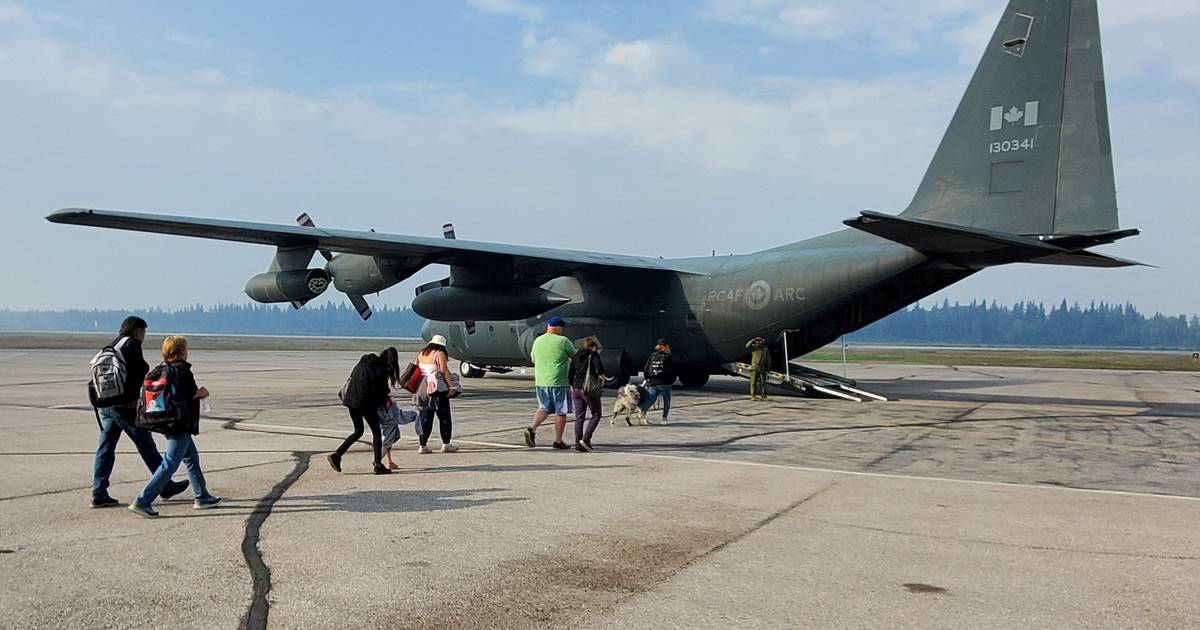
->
[746, 336, 770, 401]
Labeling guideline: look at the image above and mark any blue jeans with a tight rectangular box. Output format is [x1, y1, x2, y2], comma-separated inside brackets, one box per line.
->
[135, 433, 210, 506]
[93, 406, 164, 499]
[639, 385, 672, 419]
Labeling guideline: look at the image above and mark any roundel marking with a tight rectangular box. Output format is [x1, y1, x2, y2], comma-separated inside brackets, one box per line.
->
[747, 280, 771, 311]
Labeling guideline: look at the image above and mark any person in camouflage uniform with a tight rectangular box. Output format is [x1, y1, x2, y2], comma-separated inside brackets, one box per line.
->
[746, 336, 770, 401]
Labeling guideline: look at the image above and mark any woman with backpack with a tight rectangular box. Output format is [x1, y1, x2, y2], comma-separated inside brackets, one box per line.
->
[329, 347, 399, 475]
[569, 337, 606, 451]
[128, 335, 221, 518]
[414, 335, 458, 454]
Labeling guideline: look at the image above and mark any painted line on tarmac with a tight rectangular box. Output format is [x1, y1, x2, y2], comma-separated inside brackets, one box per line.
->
[0, 352, 29, 360]
[212, 421, 1200, 502]
[624, 452, 1200, 503]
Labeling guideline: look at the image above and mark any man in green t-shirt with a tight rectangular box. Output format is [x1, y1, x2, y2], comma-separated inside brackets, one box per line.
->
[523, 315, 577, 449]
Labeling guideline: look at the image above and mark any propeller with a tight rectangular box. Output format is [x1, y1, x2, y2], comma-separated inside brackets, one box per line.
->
[442, 222, 476, 335]
[296, 212, 372, 320]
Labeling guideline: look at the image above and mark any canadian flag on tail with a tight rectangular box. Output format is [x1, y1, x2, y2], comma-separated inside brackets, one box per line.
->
[989, 101, 1039, 131]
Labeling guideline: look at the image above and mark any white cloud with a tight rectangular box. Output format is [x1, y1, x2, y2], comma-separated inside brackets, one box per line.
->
[699, 0, 997, 56]
[468, 0, 545, 23]
[519, 24, 607, 79]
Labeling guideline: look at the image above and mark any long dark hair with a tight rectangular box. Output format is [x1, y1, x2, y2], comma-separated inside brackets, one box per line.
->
[379, 347, 400, 386]
[118, 316, 148, 338]
[420, 342, 446, 356]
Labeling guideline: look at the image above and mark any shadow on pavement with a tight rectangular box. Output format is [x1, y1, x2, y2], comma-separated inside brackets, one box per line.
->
[277, 487, 526, 513]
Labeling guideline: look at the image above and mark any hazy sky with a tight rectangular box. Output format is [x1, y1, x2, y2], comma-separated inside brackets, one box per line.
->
[2, 0, 1197, 316]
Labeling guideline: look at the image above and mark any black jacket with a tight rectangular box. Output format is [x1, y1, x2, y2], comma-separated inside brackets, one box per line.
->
[162, 360, 201, 436]
[643, 350, 675, 387]
[341, 354, 391, 409]
[569, 349, 605, 390]
[110, 336, 150, 407]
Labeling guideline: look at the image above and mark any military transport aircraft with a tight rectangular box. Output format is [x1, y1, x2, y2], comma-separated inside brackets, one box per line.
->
[49, 0, 1139, 389]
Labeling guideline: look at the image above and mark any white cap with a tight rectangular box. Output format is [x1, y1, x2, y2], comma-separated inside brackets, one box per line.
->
[430, 334, 448, 346]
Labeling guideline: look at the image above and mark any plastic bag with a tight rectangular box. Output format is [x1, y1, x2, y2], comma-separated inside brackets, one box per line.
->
[199, 397, 213, 417]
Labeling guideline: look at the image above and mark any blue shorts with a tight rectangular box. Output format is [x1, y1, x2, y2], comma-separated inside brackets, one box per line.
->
[535, 386, 572, 416]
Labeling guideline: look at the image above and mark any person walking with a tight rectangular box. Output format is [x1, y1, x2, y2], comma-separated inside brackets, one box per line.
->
[523, 315, 576, 449]
[569, 337, 606, 451]
[414, 335, 458, 454]
[128, 336, 220, 517]
[90, 316, 188, 508]
[639, 339, 675, 423]
[329, 347, 399, 475]
[747, 336, 770, 401]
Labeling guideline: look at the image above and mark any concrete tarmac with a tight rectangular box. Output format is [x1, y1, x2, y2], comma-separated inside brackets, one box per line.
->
[1, 350, 1198, 629]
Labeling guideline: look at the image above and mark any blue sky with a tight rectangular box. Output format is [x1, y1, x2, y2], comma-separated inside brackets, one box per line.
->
[2, 0, 1198, 316]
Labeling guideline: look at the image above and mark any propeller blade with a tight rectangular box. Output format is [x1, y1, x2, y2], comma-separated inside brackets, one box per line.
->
[441, 223, 471, 332]
[295, 212, 333, 261]
[348, 294, 373, 320]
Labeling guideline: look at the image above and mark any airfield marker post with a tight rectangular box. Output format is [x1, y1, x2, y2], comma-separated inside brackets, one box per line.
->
[841, 336, 848, 378]
[783, 332, 791, 382]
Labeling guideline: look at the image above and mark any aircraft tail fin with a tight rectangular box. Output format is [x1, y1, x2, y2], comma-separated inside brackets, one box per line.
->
[901, 0, 1120, 237]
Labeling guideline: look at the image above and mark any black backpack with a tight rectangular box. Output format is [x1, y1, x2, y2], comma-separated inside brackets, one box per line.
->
[136, 363, 187, 432]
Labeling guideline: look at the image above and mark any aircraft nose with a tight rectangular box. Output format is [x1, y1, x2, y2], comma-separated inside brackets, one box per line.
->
[419, 320, 435, 343]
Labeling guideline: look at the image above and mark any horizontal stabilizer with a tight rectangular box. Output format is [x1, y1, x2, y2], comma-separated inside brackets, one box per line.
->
[1024, 249, 1148, 268]
[844, 211, 1146, 268]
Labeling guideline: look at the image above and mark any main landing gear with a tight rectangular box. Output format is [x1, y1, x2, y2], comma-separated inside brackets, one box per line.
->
[459, 361, 486, 378]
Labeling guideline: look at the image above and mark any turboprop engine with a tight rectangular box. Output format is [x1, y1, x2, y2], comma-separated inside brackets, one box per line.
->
[411, 285, 571, 321]
[243, 269, 331, 304]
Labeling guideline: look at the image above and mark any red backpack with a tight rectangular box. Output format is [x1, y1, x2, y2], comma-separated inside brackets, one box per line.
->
[136, 363, 187, 432]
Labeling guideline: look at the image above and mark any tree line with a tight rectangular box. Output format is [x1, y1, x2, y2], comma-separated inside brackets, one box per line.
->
[0, 302, 425, 338]
[1, 299, 1197, 349]
[852, 300, 1200, 349]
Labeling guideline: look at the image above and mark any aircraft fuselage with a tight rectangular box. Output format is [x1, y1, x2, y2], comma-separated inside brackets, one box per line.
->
[423, 228, 974, 380]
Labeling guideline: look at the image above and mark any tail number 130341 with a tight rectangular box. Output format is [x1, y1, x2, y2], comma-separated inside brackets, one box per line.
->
[989, 137, 1036, 155]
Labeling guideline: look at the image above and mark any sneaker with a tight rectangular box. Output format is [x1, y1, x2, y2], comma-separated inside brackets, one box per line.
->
[327, 453, 342, 473]
[128, 503, 159, 518]
[160, 479, 190, 500]
[194, 495, 222, 510]
[440, 443, 458, 453]
[577, 440, 592, 452]
[552, 441, 570, 450]
[90, 495, 120, 509]
[373, 464, 392, 475]
[523, 427, 536, 448]
[418, 445, 433, 454]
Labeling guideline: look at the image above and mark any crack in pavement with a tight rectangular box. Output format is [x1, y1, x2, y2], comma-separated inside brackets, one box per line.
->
[239, 451, 310, 630]
[693, 482, 836, 562]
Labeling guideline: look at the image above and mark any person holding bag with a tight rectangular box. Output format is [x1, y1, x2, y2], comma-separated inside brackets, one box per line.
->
[570, 337, 606, 452]
[414, 335, 458, 454]
[329, 347, 399, 475]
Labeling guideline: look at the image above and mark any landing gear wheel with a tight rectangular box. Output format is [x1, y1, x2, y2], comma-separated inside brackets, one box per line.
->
[604, 374, 630, 389]
[459, 361, 486, 378]
[678, 372, 710, 388]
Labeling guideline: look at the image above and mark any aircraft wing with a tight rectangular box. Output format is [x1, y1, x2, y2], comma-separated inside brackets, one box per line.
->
[46, 208, 697, 280]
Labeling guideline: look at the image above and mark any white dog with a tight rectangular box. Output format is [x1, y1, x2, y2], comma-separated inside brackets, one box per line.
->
[611, 384, 650, 426]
